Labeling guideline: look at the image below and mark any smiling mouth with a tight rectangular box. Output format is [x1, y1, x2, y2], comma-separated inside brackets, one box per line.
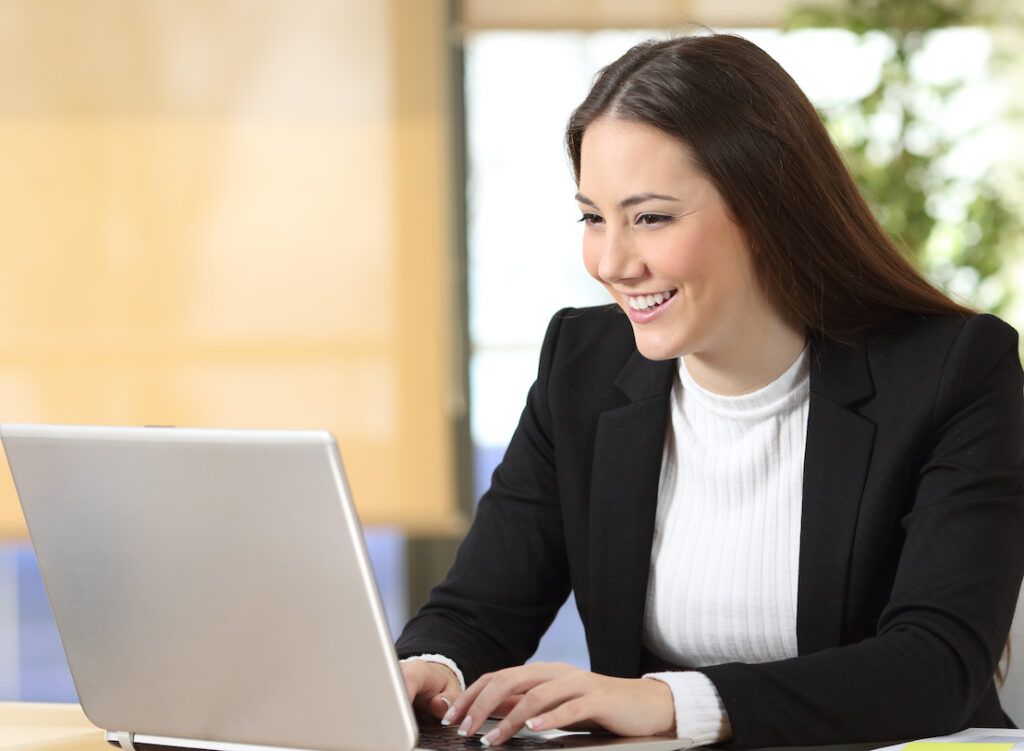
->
[626, 290, 677, 311]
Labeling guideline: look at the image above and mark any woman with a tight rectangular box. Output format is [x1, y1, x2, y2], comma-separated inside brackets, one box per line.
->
[396, 33, 1024, 748]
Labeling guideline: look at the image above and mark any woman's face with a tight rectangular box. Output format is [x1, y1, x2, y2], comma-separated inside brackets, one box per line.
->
[577, 118, 786, 366]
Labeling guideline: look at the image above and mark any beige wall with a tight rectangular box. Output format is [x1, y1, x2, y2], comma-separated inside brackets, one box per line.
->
[0, 0, 459, 536]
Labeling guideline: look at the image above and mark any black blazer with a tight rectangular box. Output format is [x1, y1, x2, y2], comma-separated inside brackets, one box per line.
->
[396, 306, 1024, 748]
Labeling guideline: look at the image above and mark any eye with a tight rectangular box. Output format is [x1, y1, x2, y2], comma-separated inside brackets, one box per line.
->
[578, 212, 604, 226]
[636, 213, 672, 226]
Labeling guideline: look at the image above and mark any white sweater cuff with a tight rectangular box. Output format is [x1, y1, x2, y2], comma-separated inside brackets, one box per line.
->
[642, 671, 731, 745]
[400, 653, 467, 690]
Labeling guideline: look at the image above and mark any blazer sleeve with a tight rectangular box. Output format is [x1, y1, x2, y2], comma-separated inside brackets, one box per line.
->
[394, 311, 573, 683]
[701, 314, 1024, 748]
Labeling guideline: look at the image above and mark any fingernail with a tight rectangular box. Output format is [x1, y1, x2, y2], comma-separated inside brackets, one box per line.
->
[440, 700, 455, 725]
[525, 718, 542, 730]
[457, 716, 473, 737]
[481, 729, 500, 747]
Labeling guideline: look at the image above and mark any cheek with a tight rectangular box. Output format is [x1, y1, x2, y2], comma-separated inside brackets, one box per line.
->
[647, 233, 703, 280]
[655, 222, 738, 282]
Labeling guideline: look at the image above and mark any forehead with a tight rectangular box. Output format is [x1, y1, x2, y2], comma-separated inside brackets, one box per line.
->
[577, 118, 709, 196]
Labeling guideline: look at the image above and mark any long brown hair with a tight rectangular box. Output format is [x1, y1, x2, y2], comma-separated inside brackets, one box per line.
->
[565, 34, 973, 337]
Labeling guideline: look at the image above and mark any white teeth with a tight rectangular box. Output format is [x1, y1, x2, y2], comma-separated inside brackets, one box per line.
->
[627, 291, 674, 311]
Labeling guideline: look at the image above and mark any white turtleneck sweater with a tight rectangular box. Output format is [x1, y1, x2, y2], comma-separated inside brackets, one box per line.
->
[642, 348, 810, 743]
[411, 348, 811, 745]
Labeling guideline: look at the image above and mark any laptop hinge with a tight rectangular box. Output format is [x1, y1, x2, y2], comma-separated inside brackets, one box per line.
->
[116, 731, 137, 751]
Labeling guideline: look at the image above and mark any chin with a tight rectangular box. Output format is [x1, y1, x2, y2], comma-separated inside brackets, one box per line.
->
[631, 332, 685, 362]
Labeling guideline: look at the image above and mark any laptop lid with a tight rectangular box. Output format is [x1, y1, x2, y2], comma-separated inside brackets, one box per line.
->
[1, 424, 417, 751]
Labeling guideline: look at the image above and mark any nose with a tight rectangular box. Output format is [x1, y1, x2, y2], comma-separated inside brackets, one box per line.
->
[595, 226, 644, 284]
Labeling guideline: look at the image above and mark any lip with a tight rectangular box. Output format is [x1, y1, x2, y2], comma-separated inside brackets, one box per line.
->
[622, 290, 677, 323]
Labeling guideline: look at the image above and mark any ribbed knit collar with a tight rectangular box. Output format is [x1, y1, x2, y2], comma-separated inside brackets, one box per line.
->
[677, 347, 810, 420]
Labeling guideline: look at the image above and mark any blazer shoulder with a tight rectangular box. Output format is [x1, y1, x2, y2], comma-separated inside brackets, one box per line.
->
[813, 313, 1020, 408]
[868, 313, 1020, 375]
[871, 312, 1017, 348]
[860, 313, 1023, 420]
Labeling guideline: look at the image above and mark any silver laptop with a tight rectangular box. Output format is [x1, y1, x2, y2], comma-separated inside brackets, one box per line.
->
[1, 424, 688, 751]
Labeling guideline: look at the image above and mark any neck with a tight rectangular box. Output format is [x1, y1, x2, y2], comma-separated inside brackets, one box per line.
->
[683, 316, 808, 396]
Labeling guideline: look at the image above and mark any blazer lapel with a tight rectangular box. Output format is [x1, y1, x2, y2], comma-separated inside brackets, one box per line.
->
[587, 351, 675, 678]
[798, 334, 877, 654]
[584, 335, 878, 668]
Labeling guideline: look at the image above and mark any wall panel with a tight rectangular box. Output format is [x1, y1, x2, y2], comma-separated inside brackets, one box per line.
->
[0, 0, 458, 536]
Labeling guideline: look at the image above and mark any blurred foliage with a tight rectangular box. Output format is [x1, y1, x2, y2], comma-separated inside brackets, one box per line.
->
[785, 0, 1022, 312]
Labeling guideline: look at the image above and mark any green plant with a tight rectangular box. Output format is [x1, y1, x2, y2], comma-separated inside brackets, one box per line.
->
[785, 0, 1022, 312]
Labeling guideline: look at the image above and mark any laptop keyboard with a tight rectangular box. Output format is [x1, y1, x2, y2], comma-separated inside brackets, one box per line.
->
[417, 726, 567, 751]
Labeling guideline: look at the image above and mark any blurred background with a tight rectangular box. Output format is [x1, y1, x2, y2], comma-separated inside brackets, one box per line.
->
[0, 0, 1021, 709]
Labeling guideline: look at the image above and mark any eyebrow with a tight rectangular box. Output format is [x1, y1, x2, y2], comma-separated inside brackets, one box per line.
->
[574, 191, 679, 209]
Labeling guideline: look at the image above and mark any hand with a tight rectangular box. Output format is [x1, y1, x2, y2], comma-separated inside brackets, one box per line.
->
[401, 659, 464, 722]
[441, 662, 676, 746]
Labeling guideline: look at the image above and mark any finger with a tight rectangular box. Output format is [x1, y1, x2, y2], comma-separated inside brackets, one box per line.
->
[458, 665, 572, 738]
[479, 675, 588, 746]
[492, 693, 525, 718]
[450, 664, 579, 738]
[445, 690, 521, 729]
[430, 695, 454, 721]
[445, 672, 495, 729]
[452, 671, 538, 733]
[453, 676, 525, 736]
[403, 662, 462, 719]
[401, 663, 428, 704]
[427, 678, 464, 724]
[430, 670, 464, 720]
[520, 696, 594, 734]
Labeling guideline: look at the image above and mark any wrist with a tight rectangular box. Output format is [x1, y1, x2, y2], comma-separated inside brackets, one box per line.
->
[640, 677, 677, 736]
[642, 671, 731, 744]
